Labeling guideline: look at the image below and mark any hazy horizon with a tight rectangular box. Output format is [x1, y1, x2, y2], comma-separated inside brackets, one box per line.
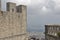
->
[1, 0, 60, 32]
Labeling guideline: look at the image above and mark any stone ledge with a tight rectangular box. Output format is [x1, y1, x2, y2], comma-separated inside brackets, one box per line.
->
[0, 33, 27, 39]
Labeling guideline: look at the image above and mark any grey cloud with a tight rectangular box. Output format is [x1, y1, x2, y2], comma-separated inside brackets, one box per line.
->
[46, 0, 56, 9]
[27, 0, 60, 32]
[2, 0, 60, 32]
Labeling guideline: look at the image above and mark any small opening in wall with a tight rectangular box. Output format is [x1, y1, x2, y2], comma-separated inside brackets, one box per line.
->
[12, 9, 14, 12]
[1, 11, 3, 16]
[1, 11, 3, 13]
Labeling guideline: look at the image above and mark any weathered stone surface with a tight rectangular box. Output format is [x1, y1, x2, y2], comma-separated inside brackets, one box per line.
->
[0, 0, 27, 40]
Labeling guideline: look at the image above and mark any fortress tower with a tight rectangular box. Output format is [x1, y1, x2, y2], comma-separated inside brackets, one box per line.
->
[0, 0, 27, 40]
[7, 2, 16, 12]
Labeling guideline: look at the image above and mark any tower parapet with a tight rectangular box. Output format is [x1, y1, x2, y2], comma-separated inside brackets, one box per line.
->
[0, 1, 27, 40]
[16, 5, 27, 13]
[6, 2, 16, 12]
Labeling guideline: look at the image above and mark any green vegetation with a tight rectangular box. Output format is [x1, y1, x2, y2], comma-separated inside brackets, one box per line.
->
[57, 32, 60, 37]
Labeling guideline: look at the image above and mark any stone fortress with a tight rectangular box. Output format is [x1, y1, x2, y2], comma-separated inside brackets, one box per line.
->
[0, 0, 27, 40]
[45, 25, 60, 40]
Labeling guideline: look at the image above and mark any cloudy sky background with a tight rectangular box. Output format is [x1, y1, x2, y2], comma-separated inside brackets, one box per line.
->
[1, 0, 60, 32]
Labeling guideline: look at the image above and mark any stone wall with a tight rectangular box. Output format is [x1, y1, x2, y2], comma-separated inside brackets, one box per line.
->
[0, 1, 27, 40]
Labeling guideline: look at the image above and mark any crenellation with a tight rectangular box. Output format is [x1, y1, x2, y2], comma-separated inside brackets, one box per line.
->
[0, 0, 27, 40]
[16, 5, 22, 13]
[45, 25, 60, 40]
[7, 2, 16, 12]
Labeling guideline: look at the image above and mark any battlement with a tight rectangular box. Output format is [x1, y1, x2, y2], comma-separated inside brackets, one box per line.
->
[7, 2, 26, 13]
[7, 2, 16, 5]
[0, 0, 26, 13]
[16, 5, 26, 13]
[7, 2, 16, 12]
[0, 0, 27, 40]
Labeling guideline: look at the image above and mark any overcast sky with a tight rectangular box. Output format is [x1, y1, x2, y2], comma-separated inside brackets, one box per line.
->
[1, 0, 60, 32]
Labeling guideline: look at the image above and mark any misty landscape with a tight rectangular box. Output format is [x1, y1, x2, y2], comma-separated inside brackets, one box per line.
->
[1, 0, 60, 32]
[0, 0, 60, 40]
